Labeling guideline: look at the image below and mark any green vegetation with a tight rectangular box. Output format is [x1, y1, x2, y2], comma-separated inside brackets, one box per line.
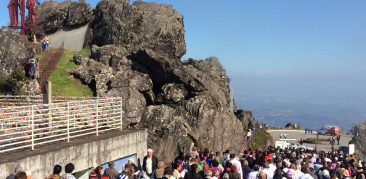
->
[49, 48, 93, 97]
[252, 127, 272, 149]
[0, 69, 26, 95]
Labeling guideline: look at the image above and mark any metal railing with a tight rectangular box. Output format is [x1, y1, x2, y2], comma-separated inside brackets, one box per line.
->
[0, 97, 123, 153]
[0, 95, 98, 108]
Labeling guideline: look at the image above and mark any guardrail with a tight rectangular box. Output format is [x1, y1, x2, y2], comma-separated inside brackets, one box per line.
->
[0, 97, 123, 153]
[0, 95, 98, 107]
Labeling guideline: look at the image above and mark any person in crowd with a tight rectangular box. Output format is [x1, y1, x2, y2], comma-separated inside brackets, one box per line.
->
[7, 166, 22, 179]
[104, 162, 119, 179]
[40, 35, 50, 52]
[89, 166, 103, 179]
[117, 163, 133, 179]
[28, 58, 37, 80]
[143, 148, 158, 179]
[172, 162, 182, 179]
[184, 163, 202, 179]
[62, 163, 76, 179]
[156, 161, 166, 179]
[46, 165, 62, 179]
[229, 154, 243, 179]
[248, 165, 260, 179]
[162, 167, 175, 179]
[14, 172, 27, 179]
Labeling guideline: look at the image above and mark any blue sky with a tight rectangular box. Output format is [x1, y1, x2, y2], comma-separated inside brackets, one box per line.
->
[1, 0, 366, 127]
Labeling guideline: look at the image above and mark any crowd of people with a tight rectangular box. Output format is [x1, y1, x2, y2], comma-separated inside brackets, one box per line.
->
[6, 142, 364, 179]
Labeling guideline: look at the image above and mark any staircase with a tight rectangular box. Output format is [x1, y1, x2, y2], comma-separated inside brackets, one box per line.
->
[37, 42, 64, 90]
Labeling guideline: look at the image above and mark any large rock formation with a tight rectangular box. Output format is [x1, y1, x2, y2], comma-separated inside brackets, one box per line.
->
[353, 123, 366, 157]
[0, 28, 36, 94]
[69, 0, 254, 161]
[91, 0, 186, 59]
[36, 0, 92, 34]
[0, 28, 33, 78]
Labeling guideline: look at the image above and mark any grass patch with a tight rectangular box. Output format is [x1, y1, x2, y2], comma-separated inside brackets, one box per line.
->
[252, 127, 272, 150]
[48, 48, 93, 97]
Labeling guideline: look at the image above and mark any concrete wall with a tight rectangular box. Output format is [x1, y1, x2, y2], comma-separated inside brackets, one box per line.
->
[0, 129, 147, 179]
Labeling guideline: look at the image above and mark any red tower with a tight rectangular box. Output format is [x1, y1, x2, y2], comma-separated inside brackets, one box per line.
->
[8, 0, 37, 35]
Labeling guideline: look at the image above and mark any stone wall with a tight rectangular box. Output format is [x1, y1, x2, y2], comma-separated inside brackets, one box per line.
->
[0, 130, 147, 179]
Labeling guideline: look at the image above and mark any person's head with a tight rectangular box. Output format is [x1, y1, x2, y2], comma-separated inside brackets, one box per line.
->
[212, 160, 219, 167]
[230, 153, 237, 159]
[190, 164, 198, 173]
[65, 163, 75, 174]
[253, 165, 260, 172]
[15, 172, 27, 179]
[157, 161, 165, 169]
[147, 149, 153, 157]
[95, 166, 103, 174]
[124, 163, 132, 172]
[164, 167, 174, 176]
[172, 162, 181, 171]
[108, 162, 115, 168]
[53, 165, 62, 175]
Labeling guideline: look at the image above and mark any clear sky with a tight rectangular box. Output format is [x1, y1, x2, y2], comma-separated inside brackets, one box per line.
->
[1, 0, 366, 128]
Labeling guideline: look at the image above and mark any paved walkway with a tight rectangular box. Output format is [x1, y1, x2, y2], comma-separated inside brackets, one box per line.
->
[48, 24, 89, 51]
[267, 129, 352, 152]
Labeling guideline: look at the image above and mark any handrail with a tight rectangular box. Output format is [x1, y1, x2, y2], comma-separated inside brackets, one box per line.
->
[0, 97, 123, 154]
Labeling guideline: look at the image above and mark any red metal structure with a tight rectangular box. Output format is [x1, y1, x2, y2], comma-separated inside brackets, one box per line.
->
[8, 0, 37, 34]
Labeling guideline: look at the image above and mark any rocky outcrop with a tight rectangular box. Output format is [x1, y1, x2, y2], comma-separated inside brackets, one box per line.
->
[91, 0, 186, 59]
[0, 28, 33, 78]
[66, 1, 93, 26]
[70, 0, 254, 161]
[36, 0, 92, 34]
[353, 123, 366, 156]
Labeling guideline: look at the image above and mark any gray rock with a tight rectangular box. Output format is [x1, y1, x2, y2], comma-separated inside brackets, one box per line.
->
[66, 1, 93, 26]
[36, 1, 71, 34]
[158, 83, 188, 103]
[0, 29, 33, 77]
[353, 123, 366, 157]
[91, 0, 186, 59]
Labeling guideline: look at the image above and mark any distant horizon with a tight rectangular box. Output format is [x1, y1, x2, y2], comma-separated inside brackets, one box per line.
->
[1, 0, 366, 129]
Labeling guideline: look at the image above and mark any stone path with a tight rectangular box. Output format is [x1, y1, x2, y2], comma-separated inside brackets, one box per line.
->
[267, 129, 352, 152]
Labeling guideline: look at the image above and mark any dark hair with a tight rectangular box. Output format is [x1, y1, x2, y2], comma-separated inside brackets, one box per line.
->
[230, 154, 236, 159]
[164, 166, 174, 175]
[172, 162, 180, 170]
[212, 160, 219, 167]
[190, 164, 198, 173]
[65, 163, 75, 173]
[53, 165, 62, 175]
[254, 165, 260, 171]
[15, 172, 27, 179]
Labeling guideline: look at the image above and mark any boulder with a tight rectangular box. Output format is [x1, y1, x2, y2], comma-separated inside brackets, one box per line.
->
[91, 0, 186, 59]
[35, 0, 93, 36]
[66, 1, 93, 26]
[158, 83, 188, 103]
[353, 123, 366, 156]
[36, 1, 71, 34]
[142, 95, 246, 161]
[0, 29, 33, 77]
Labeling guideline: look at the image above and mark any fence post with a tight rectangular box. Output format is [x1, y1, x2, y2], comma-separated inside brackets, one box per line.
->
[67, 102, 70, 142]
[96, 98, 99, 136]
[120, 97, 123, 131]
[31, 105, 35, 151]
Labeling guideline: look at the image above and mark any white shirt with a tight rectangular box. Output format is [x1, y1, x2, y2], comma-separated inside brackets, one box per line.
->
[248, 171, 259, 179]
[300, 173, 314, 179]
[230, 158, 243, 179]
[146, 157, 153, 174]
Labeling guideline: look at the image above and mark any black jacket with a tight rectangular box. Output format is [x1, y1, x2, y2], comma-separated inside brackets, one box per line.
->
[142, 156, 158, 174]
